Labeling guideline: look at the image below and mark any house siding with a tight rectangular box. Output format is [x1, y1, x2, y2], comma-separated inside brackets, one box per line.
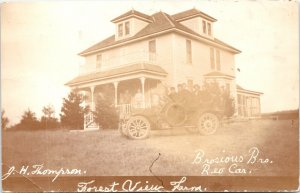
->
[171, 33, 236, 86]
[132, 18, 149, 36]
[181, 17, 201, 34]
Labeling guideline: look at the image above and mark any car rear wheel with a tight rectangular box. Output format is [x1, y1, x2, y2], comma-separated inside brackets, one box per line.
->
[198, 112, 219, 135]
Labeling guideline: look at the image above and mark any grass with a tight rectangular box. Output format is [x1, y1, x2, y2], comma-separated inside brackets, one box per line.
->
[2, 119, 298, 177]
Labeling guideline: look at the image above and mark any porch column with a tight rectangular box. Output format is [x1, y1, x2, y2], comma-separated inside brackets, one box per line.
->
[113, 82, 119, 107]
[139, 77, 146, 108]
[90, 86, 95, 111]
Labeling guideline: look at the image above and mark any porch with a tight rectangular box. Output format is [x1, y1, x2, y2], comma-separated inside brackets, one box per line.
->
[65, 63, 168, 130]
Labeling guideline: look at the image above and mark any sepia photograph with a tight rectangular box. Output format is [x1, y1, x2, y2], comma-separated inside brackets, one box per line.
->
[1, 0, 299, 192]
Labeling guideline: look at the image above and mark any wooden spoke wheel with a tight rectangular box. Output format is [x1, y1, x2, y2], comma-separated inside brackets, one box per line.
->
[198, 112, 219, 135]
[126, 116, 151, 139]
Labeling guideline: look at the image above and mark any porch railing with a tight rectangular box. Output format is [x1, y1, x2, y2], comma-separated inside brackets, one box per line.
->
[116, 103, 152, 119]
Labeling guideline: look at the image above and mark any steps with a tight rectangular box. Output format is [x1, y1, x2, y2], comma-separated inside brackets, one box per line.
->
[84, 112, 100, 131]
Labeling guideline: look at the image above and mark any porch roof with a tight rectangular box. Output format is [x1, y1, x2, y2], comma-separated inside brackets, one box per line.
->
[203, 71, 235, 80]
[65, 63, 167, 87]
[237, 85, 263, 95]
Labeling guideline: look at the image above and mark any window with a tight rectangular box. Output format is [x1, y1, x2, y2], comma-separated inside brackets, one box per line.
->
[186, 39, 192, 64]
[210, 47, 215, 69]
[118, 23, 123, 37]
[96, 54, 102, 69]
[125, 21, 130, 35]
[210, 48, 221, 71]
[148, 40, 156, 61]
[216, 49, 220, 70]
[207, 23, 211, 36]
[202, 20, 206, 34]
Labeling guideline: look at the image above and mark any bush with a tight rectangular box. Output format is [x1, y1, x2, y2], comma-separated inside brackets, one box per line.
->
[14, 109, 40, 130]
[93, 98, 119, 129]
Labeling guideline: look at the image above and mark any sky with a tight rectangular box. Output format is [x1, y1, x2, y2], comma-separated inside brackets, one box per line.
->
[1, 0, 299, 125]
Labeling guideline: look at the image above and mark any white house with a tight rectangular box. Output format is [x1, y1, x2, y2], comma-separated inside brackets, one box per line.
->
[65, 8, 262, 130]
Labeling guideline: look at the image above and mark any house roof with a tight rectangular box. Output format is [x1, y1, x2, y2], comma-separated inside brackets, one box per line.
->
[65, 63, 167, 86]
[79, 10, 240, 56]
[172, 8, 217, 22]
[237, 85, 263, 95]
[111, 9, 153, 23]
[203, 71, 235, 79]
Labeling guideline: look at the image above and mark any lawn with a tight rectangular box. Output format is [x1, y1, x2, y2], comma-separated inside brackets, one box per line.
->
[2, 119, 298, 177]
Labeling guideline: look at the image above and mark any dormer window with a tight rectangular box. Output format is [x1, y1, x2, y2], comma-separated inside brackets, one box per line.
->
[118, 23, 123, 37]
[207, 23, 211, 36]
[125, 21, 130, 35]
[112, 10, 152, 40]
[117, 21, 131, 38]
[202, 20, 206, 34]
[202, 20, 212, 36]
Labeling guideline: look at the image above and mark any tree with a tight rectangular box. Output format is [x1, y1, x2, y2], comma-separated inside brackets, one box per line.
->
[60, 91, 88, 129]
[93, 97, 119, 129]
[15, 109, 40, 130]
[42, 104, 55, 118]
[1, 110, 9, 131]
[40, 104, 59, 130]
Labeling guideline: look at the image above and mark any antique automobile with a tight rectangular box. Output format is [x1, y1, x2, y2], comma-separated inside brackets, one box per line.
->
[118, 88, 225, 140]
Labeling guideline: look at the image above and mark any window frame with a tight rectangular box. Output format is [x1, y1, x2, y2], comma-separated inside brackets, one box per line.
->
[148, 39, 156, 61]
[125, 21, 130, 35]
[216, 49, 220, 70]
[186, 39, 192, 64]
[210, 47, 221, 71]
[118, 23, 123, 37]
[96, 53, 102, 69]
[202, 20, 206, 34]
[207, 22, 211, 36]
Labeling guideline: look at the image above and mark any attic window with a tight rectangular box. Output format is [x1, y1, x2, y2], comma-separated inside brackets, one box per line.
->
[118, 23, 123, 37]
